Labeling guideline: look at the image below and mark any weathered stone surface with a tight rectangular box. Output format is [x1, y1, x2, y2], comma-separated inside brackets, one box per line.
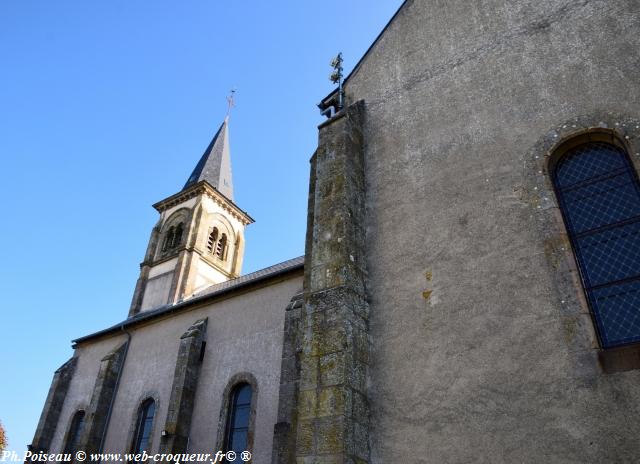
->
[159, 318, 208, 454]
[294, 101, 371, 464]
[339, 1, 640, 462]
[28, 357, 77, 456]
[272, 293, 304, 464]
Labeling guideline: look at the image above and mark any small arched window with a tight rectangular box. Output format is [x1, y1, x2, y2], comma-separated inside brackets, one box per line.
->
[63, 410, 85, 455]
[223, 383, 252, 455]
[172, 223, 184, 248]
[162, 226, 175, 252]
[553, 141, 640, 348]
[207, 228, 219, 253]
[131, 398, 156, 453]
[216, 234, 227, 260]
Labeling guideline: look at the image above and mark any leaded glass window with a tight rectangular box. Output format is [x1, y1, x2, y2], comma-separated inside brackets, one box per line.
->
[224, 383, 252, 455]
[63, 410, 85, 455]
[553, 141, 640, 348]
[132, 399, 155, 453]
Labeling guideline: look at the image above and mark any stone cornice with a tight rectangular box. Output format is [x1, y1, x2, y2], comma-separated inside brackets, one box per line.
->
[140, 246, 236, 278]
[152, 181, 254, 225]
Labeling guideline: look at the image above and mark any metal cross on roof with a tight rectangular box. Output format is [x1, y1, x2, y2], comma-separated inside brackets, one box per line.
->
[330, 53, 344, 110]
[226, 89, 236, 117]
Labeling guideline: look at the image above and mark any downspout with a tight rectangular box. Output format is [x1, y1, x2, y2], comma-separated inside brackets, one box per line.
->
[97, 323, 131, 456]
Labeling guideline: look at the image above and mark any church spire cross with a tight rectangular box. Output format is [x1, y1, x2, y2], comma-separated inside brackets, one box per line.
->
[226, 89, 236, 118]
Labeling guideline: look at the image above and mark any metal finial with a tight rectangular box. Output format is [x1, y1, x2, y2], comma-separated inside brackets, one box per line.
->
[226, 89, 236, 117]
[329, 53, 344, 110]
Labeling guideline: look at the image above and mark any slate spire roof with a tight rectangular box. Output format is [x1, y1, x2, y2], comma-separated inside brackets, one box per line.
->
[183, 116, 234, 200]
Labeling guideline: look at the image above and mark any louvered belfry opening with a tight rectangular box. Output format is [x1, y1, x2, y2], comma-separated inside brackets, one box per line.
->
[161, 223, 183, 252]
[206, 228, 227, 261]
[554, 141, 640, 348]
[162, 226, 174, 252]
[216, 234, 227, 260]
[172, 223, 183, 248]
[207, 228, 219, 253]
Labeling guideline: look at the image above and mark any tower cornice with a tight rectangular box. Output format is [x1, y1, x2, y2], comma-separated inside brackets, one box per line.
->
[152, 180, 254, 225]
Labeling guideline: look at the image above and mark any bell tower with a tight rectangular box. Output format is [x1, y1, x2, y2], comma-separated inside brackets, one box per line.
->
[128, 117, 253, 317]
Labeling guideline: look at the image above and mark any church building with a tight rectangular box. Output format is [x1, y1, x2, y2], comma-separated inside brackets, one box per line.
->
[30, 0, 640, 462]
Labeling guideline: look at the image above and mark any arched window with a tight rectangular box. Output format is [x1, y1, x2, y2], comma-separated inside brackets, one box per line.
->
[207, 228, 219, 253]
[223, 383, 252, 455]
[172, 223, 184, 248]
[553, 141, 640, 348]
[63, 410, 85, 455]
[216, 234, 227, 260]
[162, 226, 175, 252]
[131, 398, 155, 453]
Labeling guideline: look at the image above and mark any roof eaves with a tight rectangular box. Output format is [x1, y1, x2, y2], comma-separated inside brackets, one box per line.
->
[152, 180, 254, 224]
[71, 256, 304, 346]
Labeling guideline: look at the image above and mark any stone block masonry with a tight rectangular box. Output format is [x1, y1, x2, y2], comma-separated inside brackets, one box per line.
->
[159, 318, 208, 454]
[28, 358, 77, 458]
[272, 293, 304, 464]
[294, 101, 371, 464]
[78, 342, 128, 454]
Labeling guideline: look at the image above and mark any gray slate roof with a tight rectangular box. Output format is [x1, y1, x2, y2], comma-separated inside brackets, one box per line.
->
[183, 117, 234, 200]
[72, 256, 304, 346]
[193, 256, 305, 298]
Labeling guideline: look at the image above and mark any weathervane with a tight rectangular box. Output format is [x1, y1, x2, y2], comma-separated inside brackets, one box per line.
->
[226, 89, 236, 117]
[330, 52, 344, 110]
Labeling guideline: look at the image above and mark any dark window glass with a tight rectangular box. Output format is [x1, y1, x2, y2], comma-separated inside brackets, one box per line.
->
[132, 399, 155, 453]
[64, 410, 85, 455]
[554, 142, 640, 347]
[224, 383, 252, 455]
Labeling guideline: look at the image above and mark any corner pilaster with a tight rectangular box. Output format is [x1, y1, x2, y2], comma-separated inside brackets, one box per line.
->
[28, 357, 77, 457]
[78, 342, 128, 454]
[272, 293, 304, 464]
[159, 318, 208, 454]
[295, 101, 371, 464]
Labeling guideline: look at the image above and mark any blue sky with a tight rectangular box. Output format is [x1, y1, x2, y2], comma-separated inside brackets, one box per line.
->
[0, 0, 403, 454]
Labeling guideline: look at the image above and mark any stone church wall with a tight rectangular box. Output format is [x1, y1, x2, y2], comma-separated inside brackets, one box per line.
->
[340, 0, 640, 462]
[48, 336, 127, 454]
[47, 274, 302, 462]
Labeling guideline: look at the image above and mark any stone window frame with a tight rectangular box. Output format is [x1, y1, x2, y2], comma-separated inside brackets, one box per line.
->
[157, 209, 191, 259]
[202, 215, 236, 266]
[524, 112, 640, 374]
[126, 393, 161, 454]
[549, 133, 640, 344]
[205, 227, 228, 261]
[215, 372, 258, 457]
[61, 407, 86, 455]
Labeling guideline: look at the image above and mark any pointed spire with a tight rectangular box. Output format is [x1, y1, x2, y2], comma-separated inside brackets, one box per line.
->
[183, 117, 234, 200]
